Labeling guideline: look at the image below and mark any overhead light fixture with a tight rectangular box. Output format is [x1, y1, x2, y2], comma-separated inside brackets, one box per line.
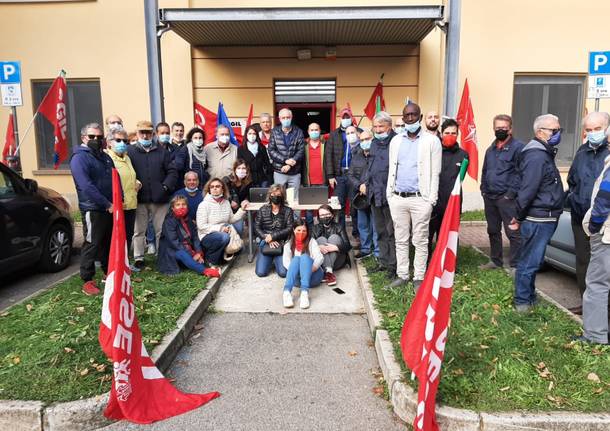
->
[325, 47, 337, 61]
[297, 48, 312, 61]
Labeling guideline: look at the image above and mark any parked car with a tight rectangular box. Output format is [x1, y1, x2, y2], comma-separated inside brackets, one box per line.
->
[0, 163, 74, 278]
[544, 208, 576, 274]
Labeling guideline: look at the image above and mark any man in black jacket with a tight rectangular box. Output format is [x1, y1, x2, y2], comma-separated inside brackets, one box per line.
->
[127, 120, 177, 269]
[267, 108, 305, 198]
[566, 111, 610, 314]
[480, 114, 524, 272]
[510, 114, 564, 313]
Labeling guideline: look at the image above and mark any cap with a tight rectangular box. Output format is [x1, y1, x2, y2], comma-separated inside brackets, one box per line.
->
[136, 120, 154, 131]
[339, 107, 353, 117]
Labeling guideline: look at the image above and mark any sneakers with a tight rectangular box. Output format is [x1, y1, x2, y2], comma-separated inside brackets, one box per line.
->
[82, 280, 100, 296]
[388, 277, 408, 289]
[129, 263, 141, 273]
[413, 280, 423, 292]
[134, 260, 145, 270]
[514, 303, 533, 313]
[203, 267, 221, 278]
[478, 261, 502, 270]
[146, 243, 156, 255]
[571, 335, 608, 345]
[283, 290, 294, 308]
[325, 272, 337, 286]
[300, 291, 310, 309]
[354, 250, 371, 259]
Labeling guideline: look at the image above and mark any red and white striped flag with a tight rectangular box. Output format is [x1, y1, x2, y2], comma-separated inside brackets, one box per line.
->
[99, 169, 219, 424]
[400, 160, 468, 431]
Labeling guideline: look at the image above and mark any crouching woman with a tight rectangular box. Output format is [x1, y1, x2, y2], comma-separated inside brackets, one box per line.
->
[282, 219, 324, 309]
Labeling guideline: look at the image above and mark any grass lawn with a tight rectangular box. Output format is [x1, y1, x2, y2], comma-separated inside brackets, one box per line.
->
[71, 211, 82, 223]
[461, 209, 486, 222]
[0, 257, 209, 403]
[363, 247, 610, 413]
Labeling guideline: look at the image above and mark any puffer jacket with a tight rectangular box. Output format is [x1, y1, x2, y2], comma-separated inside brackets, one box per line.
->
[69, 145, 114, 212]
[516, 139, 564, 221]
[347, 146, 371, 192]
[267, 125, 305, 174]
[127, 141, 177, 203]
[196, 193, 245, 239]
[311, 221, 352, 253]
[254, 203, 294, 241]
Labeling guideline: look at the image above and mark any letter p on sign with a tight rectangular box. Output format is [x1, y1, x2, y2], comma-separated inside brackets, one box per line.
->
[589, 51, 610, 75]
[594, 55, 608, 72]
[0, 61, 21, 84]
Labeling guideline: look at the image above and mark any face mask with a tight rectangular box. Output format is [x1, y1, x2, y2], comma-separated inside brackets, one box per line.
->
[547, 130, 561, 146]
[495, 129, 509, 141]
[185, 186, 199, 193]
[341, 118, 352, 129]
[270, 195, 282, 205]
[360, 140, 372, 151]
[114, 142, 127, 154]
[87, 139, 101, 152]
[236, 168, 247, 179]
[395, 126, 405, 134]
[109, 122, 123, 132]
[192, 138, 204, 148]
[281, 118, 292, 128]
[247, 134, 257, 144]
[442, 135, 458, 147]
[210, 189, 223, 198]
[294, 231, 307, 242]
[587, 130, 606, 146]
[218, 135, 230, 145]
[139, 138, 152, 147]
[309, 131, 320, 140]
[374, 132, 389, 140]
[158, 134, 170, 144]
[173, 207, 188, 218]
[406, 121, 421, 134]
[346, 133, 358, 144]
[319, 216, 333, 226]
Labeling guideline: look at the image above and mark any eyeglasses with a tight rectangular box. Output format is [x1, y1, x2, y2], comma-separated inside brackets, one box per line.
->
[540, 127, 563, 134]
[87, 134, 104, 140]
[113, 139, 128, 144]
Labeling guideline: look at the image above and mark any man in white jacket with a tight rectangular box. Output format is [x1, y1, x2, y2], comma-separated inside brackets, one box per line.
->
[386, 102, 442, 290]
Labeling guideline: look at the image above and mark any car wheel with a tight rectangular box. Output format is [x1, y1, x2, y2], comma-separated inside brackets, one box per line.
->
[39, 223, 73, 272]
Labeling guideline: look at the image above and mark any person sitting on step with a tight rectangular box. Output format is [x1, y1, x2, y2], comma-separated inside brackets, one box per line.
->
[311, 204, 351, 287]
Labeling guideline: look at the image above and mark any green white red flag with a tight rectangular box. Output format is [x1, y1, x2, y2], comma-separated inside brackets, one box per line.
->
[98, 169, 219, 424]
[400, 160, 468, 431]
[363, 76, 386, 121]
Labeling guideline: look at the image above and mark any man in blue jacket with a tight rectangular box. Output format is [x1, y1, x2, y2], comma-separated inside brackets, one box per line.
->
[510, 114, 564, 313]
[480, 114, 524, 272]
[566, 112, 610, 314]
[70, 123, 114, 296]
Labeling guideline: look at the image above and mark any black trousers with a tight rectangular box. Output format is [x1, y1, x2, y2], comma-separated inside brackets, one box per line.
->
[371, 204, 396, 273]
[80, 210, 113, 282]
[124, 209, 136, 253]
[571, 219, 591, 296]
[483, 195, 521, 267]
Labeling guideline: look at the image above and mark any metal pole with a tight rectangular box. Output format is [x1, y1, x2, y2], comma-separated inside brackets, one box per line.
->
[11, 106, 19, 152]
[595, 97, 600, 112]
[443, 0, 461, 117]
[144, 0, 165, 123]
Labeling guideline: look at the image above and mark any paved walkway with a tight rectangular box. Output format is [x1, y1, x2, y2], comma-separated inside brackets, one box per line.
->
[101, 252, 402, 431]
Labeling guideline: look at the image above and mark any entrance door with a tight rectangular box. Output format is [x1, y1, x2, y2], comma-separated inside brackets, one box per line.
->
[275, 103, 335, 136]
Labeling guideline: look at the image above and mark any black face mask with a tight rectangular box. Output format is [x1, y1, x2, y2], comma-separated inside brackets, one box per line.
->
[494, 129, 509, 141]
[319, 216, 333, 226]
[270, 195, 282, 205]
[87, 139, 102, 152]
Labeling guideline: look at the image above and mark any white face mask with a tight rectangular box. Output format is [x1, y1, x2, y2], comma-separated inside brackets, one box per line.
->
[346, 133, 357, 144]
[218, 135, 230, 145]
[192, 138, 204, 147]
[247, 134, 257, 144]
[109, 122, 123, 132]
[236, 168, 248, 179]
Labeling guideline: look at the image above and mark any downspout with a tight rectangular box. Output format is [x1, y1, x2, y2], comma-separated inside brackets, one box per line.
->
[443, 0, 461, 117]
[144, 0, 169, 124]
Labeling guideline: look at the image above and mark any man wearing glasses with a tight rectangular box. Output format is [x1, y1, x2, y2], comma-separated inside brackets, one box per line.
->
[479, 114, 524, 273]
[70, 123, 115, 296]
[510, 114, 564, 313]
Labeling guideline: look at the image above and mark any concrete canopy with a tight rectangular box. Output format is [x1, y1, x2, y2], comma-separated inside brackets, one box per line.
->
[160, 6, 444, 47]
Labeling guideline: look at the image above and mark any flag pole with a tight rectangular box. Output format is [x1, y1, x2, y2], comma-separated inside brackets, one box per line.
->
[13, 70, 66, 157]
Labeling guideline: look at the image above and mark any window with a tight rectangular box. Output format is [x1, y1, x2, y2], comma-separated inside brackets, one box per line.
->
[33, 79, 102, 169]
[0, 172, 17, 198]
[511, 75, 586, 167]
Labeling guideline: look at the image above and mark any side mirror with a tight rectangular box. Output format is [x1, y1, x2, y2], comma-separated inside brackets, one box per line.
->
[24, 178, 38, 194]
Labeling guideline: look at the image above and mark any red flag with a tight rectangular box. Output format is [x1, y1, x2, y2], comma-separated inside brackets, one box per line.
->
[37, 73, 69, 169]
[363, 81, 386, 121]
[245, 103, 254, 128]
[99, 169, 219, 424]
[194, 102, 217, 144]
[400, 162, 467, 431]
[456, 80, 479, 180]
[2, 112, 15, 165]
[345, 103, 358, 126]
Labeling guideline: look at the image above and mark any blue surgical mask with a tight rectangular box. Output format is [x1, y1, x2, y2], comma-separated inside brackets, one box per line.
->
[341, 118, 352, 129]
[374, 132, 389, 140]
[360, 140, 372, 151]
[547, 130, 561, 146]
[281, 119, 292, 128]
[395, 126, 405, 134]
[309, 131, 320, 140]
[185, 186, 198, 193]
[405, 121, 421, 134]
[158, 134, 170, 144]
[139, 138, 152, 147]
[587, 130, 606, 147]
[114, 142, 127, 154]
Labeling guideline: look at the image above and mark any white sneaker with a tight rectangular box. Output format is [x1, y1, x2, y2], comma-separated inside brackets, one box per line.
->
[283, 290, 294, 308]
[146, 243, 156, 255]
[300, 291, 310, 309]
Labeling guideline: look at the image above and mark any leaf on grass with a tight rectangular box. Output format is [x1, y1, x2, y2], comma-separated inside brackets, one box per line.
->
[499, 386, 510, 392]
[548, 381, 554, 391]
[0, 311, 9, 317]
[461, 286, 471, 291]
[12, 356, 21, 365]
[594, 387, 604, 395]
[492, 304, 501, 314]
[587, 372, 601, 384]
[536, 362, 546, 370]
[479, 344, 490, 350]
[191, 333, 201, 339]
[387, 311, 397, 318]
[80, 368, 89, 376]
[26, 304, 33, 312]
[75, 306, 85, 314]
[372, 386, 385, 396]
[348, 351, 358, 357]
[471, 313, 481, 321]
[453, 368, 464, 376]
[64, 347, 75, 354]
[96, 364, 107, 372]
[133, 277, 144, 283]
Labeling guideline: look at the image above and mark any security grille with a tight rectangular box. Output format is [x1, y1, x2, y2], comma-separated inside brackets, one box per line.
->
[274, 79, 336, 103]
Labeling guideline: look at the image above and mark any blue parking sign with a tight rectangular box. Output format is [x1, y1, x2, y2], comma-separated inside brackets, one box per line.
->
[589, 52, 610, 75]
[0, 62, 21, 84]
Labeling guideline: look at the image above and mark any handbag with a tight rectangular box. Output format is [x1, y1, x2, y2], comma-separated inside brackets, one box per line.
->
[223, 224, 244, 260]
[261, 241, 283, 257]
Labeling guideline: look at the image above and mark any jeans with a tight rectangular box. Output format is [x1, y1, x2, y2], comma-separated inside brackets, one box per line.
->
[146, 220, 155, 245]
[357, 208, 379, 256]
[333, 174, 351, 230]
[483, 196, 521, 268]
[284, 254, 325, 292]
[233, 219, 244, 236]
[255, 240, 287, 277]
[273, 172, 301, 199]
[200, 231, 231, 265]
[513, 220, 558, 305]
[174, 249, 205, 274]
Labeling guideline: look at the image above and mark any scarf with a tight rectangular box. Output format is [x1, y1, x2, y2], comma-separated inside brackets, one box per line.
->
[187, 142, 206, 168]
[247, 141, 259, 157]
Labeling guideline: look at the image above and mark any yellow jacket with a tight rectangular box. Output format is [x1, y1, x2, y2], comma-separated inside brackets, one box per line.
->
[105, 149, 138, 210]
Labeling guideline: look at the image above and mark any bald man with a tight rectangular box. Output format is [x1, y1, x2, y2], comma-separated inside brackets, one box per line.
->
[424, 111, 440, 138]
[267, 108, 305, 196]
